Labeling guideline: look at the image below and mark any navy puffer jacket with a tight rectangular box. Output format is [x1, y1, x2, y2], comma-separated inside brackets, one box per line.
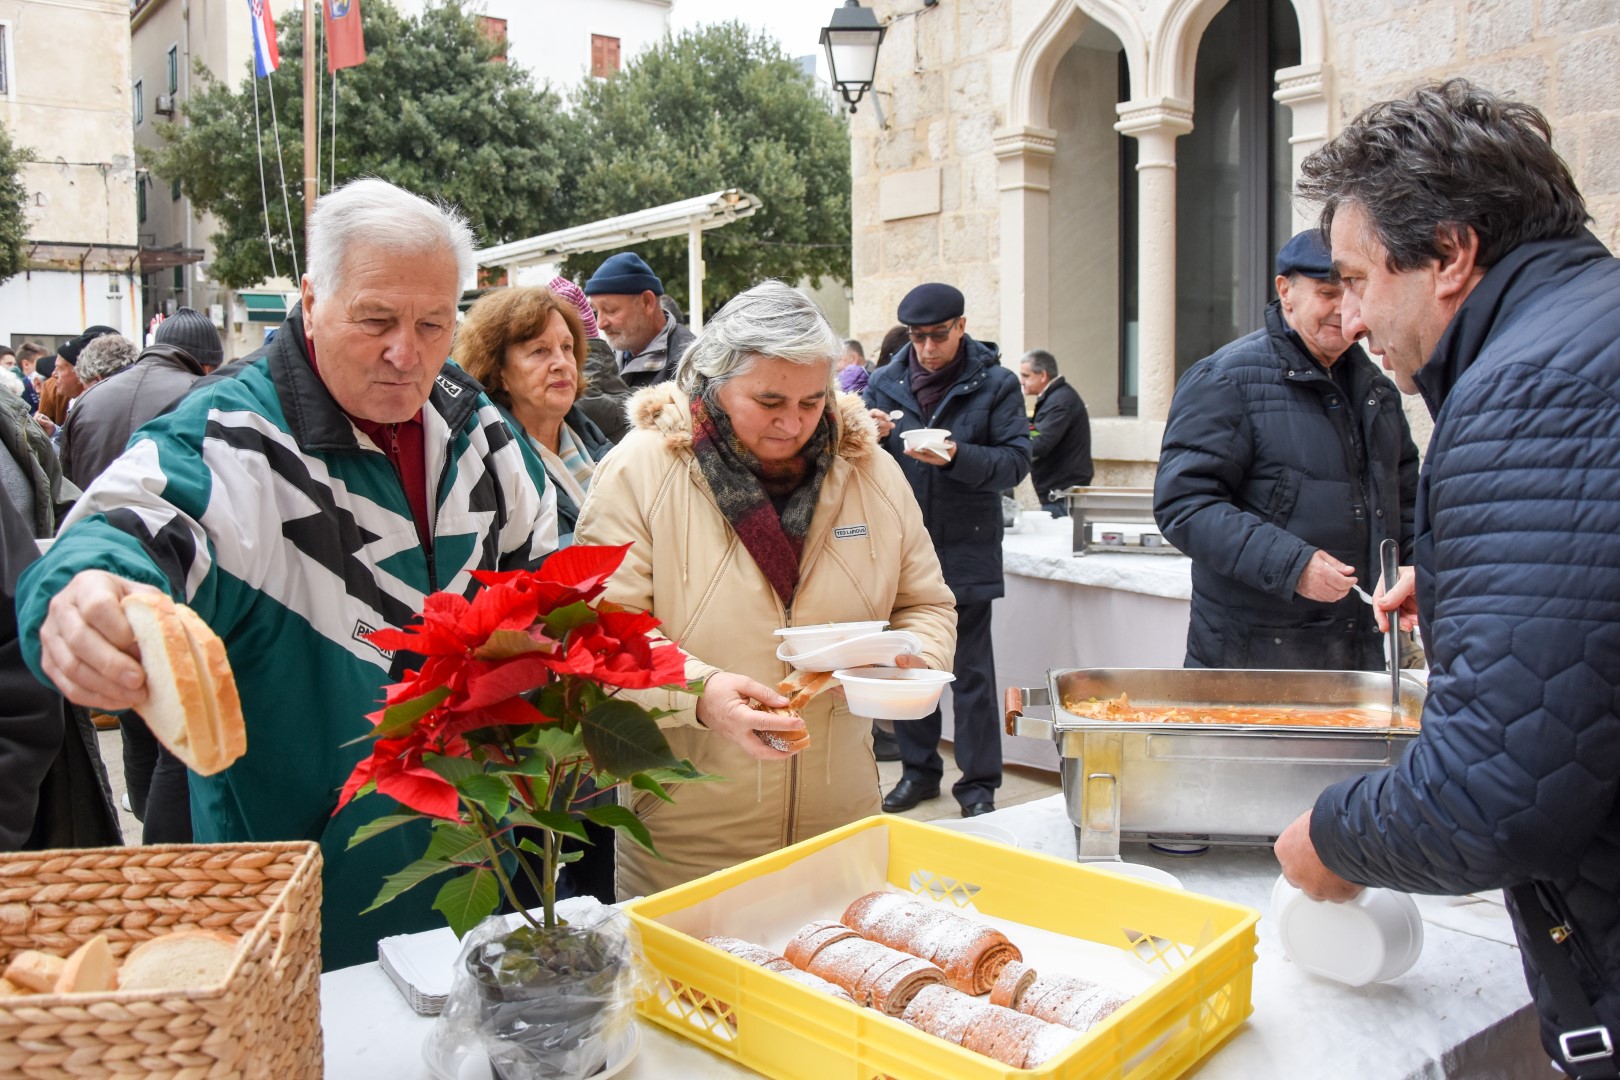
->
[1310, 233, 1620, 1059]
[865, 337, 1031, 605]
[1155, 302, 1418, 670]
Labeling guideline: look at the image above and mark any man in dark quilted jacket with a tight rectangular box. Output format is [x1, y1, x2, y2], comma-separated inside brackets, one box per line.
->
[1275, 79, 1620, 1076]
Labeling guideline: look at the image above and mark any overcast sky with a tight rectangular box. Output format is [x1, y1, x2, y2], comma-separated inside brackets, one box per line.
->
[669, 0, 833, 65]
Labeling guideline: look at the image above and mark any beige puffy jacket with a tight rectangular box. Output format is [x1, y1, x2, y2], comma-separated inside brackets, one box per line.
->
[574, 384, 957, 897]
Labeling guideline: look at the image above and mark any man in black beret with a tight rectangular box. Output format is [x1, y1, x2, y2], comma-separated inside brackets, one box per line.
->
[35, 326, 116, 433]
[1153, 229, 1419, 671]
[863, 284, 1031, 818]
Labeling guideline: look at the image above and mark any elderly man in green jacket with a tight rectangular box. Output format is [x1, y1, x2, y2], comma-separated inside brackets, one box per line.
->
[16, 178, 557, 969]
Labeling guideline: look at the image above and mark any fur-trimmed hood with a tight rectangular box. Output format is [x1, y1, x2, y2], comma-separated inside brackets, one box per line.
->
[626, 381, 878, 466]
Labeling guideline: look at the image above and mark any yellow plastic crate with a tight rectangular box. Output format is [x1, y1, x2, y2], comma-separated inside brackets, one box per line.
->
[624, 816, 1259, 1079]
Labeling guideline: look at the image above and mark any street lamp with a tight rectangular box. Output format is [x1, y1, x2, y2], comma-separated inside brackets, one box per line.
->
[820, 1, 886, 113]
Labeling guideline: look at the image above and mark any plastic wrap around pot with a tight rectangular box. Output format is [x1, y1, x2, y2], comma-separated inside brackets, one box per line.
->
[427, 899, 642, 1080]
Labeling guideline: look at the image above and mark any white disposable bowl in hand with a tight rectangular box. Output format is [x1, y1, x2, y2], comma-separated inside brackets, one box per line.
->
[900, 428, 953, 455]
[776, 630, 922, 672]
[774, 621, 888, 655]
[1271, 875, 1424, 986]
[833, 666, 955, 720]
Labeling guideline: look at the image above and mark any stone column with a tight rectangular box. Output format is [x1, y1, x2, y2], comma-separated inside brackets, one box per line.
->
[1274, 63, 1333, 234]
[992, 126, 1056, 364]
[1115, 99, 1193, 422]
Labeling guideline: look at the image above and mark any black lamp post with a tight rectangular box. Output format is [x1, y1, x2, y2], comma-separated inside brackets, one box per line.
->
[820, 1, 886, 113]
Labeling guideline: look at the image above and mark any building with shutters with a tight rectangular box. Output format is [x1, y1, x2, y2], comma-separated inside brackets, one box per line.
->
[0, 0, 140, 353]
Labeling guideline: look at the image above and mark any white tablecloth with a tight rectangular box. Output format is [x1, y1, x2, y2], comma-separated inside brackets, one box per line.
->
[322, 796, 1555, 1080]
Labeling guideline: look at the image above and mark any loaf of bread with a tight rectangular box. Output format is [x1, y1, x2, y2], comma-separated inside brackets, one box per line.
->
[901, 984, 1080, 1069]
[991, 961, 1131, 1033]
[841, 891, 1022, 994]
[783, 920, 946, 1016]
[122, 592, 246, 775]
[119, 930, 241, 991]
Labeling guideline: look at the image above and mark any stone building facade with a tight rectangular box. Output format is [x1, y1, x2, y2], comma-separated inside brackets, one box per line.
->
[849, 0, 1619, 485]
[0, 0, 139, 352]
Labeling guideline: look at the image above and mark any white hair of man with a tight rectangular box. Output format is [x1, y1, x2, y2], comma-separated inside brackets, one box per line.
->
[305, 177, 477, 299]
[0, 365, 22, 397]
[75, 333, 140, 384]
[675, 279, 841, 408]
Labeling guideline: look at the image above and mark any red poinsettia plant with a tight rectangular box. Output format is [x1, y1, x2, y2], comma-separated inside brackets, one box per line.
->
[337, 543, 706, 935]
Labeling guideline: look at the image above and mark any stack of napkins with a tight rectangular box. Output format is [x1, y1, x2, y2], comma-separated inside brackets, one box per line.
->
[377, 897, 619, 1016]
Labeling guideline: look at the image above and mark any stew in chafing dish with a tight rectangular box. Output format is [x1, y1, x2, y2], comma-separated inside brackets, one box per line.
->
[1060, 692, 1420, 730]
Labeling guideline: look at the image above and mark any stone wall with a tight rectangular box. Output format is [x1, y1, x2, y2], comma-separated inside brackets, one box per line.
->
[849, 0, 1015, 354]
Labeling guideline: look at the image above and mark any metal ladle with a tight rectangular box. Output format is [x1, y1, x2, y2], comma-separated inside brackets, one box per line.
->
[1380, 538, 1401, 713]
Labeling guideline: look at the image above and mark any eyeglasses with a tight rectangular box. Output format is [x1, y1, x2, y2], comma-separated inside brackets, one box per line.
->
[907, 321, 959, 345]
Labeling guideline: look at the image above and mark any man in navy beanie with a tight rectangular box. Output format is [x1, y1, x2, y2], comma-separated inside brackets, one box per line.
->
[580, 253, 695, 439]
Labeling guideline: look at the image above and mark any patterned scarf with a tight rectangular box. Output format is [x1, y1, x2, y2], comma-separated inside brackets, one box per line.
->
[690, 387, 837, 608]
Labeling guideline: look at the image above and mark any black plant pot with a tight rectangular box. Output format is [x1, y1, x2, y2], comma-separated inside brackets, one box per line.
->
[466, 923, 630, 1080]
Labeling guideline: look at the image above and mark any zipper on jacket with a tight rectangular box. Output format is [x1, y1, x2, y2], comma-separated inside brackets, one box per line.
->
[383, 421, 444, 591]
[782, 600, 801, 845]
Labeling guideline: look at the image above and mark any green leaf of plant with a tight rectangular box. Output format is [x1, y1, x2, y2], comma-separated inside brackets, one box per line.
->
[363, 855, 456, 913]
[425, 755, 483, 785]
[558, 849, 584, 865]
[582, 698, 680, 778]
[518, 837, 546, 857]
[630, 772, 673, 803]
[508, 806, 589, 843]
[346, 812, 421, 850]
[522, 725, 587, 766]
[585, 804, 659, 856]
[425, 822, 495, 865]
[637, 760, 725, 786]
[432, 869, 500, 938]
[542, 601, 596, 637]
[458, 775, 512, 819]
[370, 686, 452, 740]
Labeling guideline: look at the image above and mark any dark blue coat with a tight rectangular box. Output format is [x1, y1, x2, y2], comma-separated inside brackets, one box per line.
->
[1309, 233, 1620, 1056]
[1155, 302, 1418, 670]
[865, 337, 1031, 605]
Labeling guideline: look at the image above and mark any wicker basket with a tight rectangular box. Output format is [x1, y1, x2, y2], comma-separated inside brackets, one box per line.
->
[0, 842, 323, 1079]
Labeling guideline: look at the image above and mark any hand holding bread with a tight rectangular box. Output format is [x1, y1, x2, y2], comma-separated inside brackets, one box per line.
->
[37, 570, 160, 711]
[120, 592, 246, 775]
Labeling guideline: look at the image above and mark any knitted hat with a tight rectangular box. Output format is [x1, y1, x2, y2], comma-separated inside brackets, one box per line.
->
[547, 276, 601, 339]
[897, 283, 965, 326]
[57, 325, 118, 365]
[583, 252, 663, 297]
[154, 307, 225, 369]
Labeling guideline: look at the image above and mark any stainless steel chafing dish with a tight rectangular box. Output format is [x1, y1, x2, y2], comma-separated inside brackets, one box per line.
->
[1005, 667, 1426, 858]
[1056, 487, 1182, 557]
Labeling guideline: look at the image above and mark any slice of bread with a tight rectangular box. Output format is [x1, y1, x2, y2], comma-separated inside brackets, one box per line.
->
[121, 593, 245, 776]
[3, 949, 65, 993]
[119, 931, 241, 992]
[0, 977, 23, 997]
[174, 604, 246, 771]
[54, 934, 117, 994]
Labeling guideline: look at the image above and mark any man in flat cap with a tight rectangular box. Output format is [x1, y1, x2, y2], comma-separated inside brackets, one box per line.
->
[864, 283, 1030, 818]
[580, 252, 696, 441]
[1153, 229, 1418, 671]
[35, 326, 116, 434]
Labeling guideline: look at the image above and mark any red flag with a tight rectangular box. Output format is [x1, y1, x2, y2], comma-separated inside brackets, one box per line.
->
[324, 0, 365, 73]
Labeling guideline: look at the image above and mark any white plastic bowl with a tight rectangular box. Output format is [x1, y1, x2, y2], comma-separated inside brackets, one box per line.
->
[833, 666, 955, 720]
[774, 621, 888, 655]
[1085, 861, 1184, 890]
[776, 630, 922, 673]
[900, 428, 953, 455]
[930, 818, 1019, 847]
[1271, 874, 1424, 986]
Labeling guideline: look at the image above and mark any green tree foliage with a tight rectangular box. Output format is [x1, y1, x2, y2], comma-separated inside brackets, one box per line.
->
[565, 22, 851, 319]
[146, 2, 580, 288]
[0, 124, 31, 285]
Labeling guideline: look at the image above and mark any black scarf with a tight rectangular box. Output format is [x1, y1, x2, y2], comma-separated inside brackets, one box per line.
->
[908, 341, 968, 421]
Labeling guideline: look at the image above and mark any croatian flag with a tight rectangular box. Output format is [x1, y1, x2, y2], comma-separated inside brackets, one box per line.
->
[248, 0, 279, 77]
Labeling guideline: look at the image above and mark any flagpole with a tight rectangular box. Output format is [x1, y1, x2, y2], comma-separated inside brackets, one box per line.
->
[302, 0, 318, 233]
